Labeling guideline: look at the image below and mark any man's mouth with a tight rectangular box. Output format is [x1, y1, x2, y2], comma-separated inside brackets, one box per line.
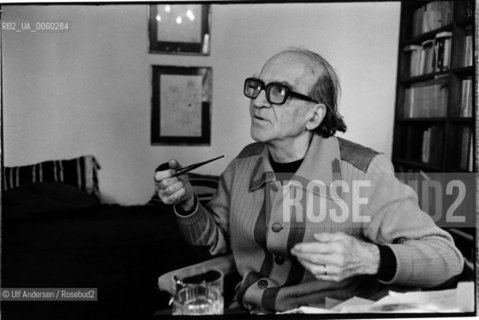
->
[254, 115, 266, 121]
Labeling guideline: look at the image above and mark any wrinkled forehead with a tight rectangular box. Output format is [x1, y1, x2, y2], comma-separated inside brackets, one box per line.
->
[258, 52, 321, 91]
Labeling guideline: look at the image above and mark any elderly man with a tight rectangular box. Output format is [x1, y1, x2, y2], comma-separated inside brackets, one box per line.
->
[155, 48, 463, 313]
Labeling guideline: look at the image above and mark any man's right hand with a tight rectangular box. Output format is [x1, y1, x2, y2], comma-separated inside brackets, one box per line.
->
[154, 159, 195, 212]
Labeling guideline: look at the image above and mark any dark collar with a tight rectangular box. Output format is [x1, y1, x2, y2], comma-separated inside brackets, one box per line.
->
[248, 135, 342, 192]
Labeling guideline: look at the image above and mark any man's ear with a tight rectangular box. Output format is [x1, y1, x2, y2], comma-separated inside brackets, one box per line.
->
[306, 103, 326, 131]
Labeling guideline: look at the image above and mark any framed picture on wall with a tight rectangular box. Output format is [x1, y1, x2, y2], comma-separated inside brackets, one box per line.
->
[151, 66, 212, 145]
[148, 4, 211, 55]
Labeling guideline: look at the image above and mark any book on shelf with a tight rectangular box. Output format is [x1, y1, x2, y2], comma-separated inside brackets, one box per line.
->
[459, 127, 472, 171]
[421, 128, 431, 163]
[404, 32, 451, 77]
[466, 0, 474, 18]
[420, 40, 435, 75]
[460, 77, 473, 117]
[421, 125, 443, 164]
[412, 1, 453, 37]
[404, 45, 422, 77]
[404, 87, 414, 117]
[412, 6, 425, 37]
[468, 135, 473, 172]
[434, 31, 452, 72]
[464, 30, 473, 67]
[404, 79, 448, 118]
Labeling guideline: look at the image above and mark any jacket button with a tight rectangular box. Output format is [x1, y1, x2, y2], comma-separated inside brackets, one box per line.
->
[271, 222, 283, 233]
[257, 279, 268, 289]
[275, 255, 285, 265]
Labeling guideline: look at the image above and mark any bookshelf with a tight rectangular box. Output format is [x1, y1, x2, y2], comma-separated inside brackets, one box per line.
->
[392, 0, 475, 173]
[392, 1, 476, 275]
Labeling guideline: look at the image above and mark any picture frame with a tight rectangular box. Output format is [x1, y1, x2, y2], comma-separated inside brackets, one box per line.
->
[148, 4, 211, 55]
[151, 66, 212, 145]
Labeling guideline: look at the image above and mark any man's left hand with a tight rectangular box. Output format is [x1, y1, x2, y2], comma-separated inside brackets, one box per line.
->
[290, 232, 380, 282]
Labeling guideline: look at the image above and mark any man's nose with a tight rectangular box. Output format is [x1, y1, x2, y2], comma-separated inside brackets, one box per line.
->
[252, 89, 271, 108]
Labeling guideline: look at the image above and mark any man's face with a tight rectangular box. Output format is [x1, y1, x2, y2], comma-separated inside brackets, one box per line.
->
[249, 52, 320, 145]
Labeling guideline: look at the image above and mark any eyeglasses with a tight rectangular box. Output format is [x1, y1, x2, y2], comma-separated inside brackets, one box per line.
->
[244, 77, 319, 105]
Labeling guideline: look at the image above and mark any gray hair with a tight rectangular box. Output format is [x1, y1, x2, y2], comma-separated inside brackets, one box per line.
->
[281, 48, 347, 138]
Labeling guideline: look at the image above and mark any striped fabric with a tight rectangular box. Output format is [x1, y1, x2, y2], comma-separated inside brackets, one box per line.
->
[3, 155, 101, 198]
[188, 173, 219, 203]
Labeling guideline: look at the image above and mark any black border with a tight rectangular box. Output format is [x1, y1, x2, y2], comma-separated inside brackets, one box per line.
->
[148, 4, 211, 55]
[151, 65, 212, 145]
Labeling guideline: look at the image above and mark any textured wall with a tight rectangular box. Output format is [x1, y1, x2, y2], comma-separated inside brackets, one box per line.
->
[3, 3, 401, 204]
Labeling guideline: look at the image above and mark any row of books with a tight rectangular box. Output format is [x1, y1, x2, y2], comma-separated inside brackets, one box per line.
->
[458, 127, 474, 172]
[412, 1, 453, 37]
[403, 80, 448, 118]
[400, 125, 473, 171]
[420, 126, 474, 171]
[404, 32, 451, 77]
[466, 0, 474, 18]
[463, 31, 473, 67]
[421, 125, 443, 164]
[460, 78, 473, 117]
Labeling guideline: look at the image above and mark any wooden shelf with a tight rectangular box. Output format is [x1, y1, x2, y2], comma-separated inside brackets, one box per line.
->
[394, 158, 474, 173]
[394, 159, 444, 171]
[449, 117, 474, 124]
[453, 66, 474, 75]
[400, 72, 449, 84]
[393, 0, 476, 174]
[397, 118, 447, 123]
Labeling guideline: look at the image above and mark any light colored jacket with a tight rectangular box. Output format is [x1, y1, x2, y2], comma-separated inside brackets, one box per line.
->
[175, 135, 463, 312]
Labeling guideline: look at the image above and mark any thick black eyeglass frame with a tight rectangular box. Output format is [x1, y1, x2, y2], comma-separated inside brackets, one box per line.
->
[244, 77, 319, 105]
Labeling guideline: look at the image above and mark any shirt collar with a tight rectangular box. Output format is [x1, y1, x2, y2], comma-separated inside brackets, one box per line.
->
[248, 135, 342, 192]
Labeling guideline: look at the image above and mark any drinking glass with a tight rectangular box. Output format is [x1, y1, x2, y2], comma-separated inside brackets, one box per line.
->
[171, 267, 224, 315]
